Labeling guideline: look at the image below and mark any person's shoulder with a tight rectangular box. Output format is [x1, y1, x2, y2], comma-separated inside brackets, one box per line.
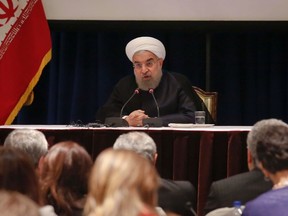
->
[244, 190, 274, 213]
[205, 171, 258, 214]
[212, 170, 261, 186]
[160, 178, 194, 191]
[244, 187, 288, 215]
[158, 178, 196, 215]
[210, 169, 273, 197]
[166, 71, 190, 81]
[163, 71, 193, 91]
[252, 186, 288, 202]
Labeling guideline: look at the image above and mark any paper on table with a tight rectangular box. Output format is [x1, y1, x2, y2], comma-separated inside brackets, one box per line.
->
[168, 123, 214, 128]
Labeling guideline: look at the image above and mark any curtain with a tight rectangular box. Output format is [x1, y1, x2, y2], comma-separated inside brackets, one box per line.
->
[15, 24, 288, 125]
[211, 33, 288, 125]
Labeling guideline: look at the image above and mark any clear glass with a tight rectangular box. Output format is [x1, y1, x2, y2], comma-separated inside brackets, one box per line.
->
[195, 111, 205, 124]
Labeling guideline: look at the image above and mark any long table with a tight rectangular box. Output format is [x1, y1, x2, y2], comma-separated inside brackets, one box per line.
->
[0, 125, 251, 216]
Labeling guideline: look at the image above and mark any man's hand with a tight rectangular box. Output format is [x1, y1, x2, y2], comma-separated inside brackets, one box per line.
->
[125, 110, 148, 126]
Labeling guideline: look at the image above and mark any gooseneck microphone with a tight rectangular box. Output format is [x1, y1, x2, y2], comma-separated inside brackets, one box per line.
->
[186, 202, 198, 216]
[148, 88, 160, 117]
[120, 88, 140, 117]
[142, 88, 163, 127]
[105, 88, 139, 127]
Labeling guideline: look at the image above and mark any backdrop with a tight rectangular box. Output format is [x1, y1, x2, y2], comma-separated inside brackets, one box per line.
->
[15, 21, 288, 126]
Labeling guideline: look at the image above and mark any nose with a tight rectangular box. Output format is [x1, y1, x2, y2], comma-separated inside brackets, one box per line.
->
[140, 64, 149, 74]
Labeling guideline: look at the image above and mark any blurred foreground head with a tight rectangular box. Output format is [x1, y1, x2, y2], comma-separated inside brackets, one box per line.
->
[0, 146, 39, 203]
[84, 148, 160, 216]
[4, 129, 48, 167]
[39, 141, 93, 216]
[113, 131, 157, 163]
[247, 118, 288, 171]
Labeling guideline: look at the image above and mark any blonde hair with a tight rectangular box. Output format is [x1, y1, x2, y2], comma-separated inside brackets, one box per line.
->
[84, 148, 159, 216]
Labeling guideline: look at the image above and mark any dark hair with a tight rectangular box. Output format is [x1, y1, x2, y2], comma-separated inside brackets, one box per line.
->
[39, 141, 93, 216]
[0, 146, 39, 203]
[256, 124, 288, 174]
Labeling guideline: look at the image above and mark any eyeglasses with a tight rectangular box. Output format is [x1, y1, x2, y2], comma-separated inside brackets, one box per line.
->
[133, 59, 159, 70]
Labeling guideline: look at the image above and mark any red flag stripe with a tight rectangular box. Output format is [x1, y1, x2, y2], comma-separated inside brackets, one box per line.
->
[0, 0, 51, 124]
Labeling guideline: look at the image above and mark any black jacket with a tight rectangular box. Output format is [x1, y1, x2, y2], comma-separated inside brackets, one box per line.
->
[204, 169, 273, 215]
[96, 71, 214, 125]
[159, 179, 196, 216]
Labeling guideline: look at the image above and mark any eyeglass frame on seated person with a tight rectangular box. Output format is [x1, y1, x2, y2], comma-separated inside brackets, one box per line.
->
[132, 58, 160, 70]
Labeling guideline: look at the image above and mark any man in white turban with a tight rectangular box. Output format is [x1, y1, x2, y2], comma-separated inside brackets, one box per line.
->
[96, 36, 214, 127]
[125, 36, 166, 91]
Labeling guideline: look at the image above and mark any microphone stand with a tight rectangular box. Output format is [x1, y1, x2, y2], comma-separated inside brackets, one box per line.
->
[142, 89, 163, 127]
[105, 89, 139, 127]
[186, 202, 198, 216]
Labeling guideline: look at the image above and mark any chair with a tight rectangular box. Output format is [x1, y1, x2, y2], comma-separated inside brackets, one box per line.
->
[193, 86, 218, 122]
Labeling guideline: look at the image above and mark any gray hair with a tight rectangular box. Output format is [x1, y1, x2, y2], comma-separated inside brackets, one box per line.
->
[113, 131, 157, 162]
[4, 129, 48, 166]
[247, 118, 288, 165]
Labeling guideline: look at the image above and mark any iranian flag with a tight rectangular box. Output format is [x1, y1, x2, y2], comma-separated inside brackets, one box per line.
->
[0, 0, 51, 125]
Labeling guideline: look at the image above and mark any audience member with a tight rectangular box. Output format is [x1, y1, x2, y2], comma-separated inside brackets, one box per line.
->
[84, 148, 160, 216]
[0, 146, 40, 203]
[0, 190, 40, 216]
[113, 131, 196, 216]
[96, 36, 214, 126]
[4, 129, 48, 168]
[39, 141, 93, 216]
[243, 119, 288, 216]
[0, 146, 56, 216]
[3, 129, 58, 216]
[204, 118, 275, 214]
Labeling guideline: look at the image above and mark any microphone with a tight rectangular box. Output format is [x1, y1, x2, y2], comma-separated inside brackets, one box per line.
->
[105, 88, 139, 127]
[148, 88, 160, 117]
[142, 88, 163, 127]
[120, 88, 140, 117]
[185, 202, 198, 216]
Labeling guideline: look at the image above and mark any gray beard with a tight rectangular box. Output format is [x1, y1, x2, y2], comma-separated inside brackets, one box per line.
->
[136, 71, 162, 91]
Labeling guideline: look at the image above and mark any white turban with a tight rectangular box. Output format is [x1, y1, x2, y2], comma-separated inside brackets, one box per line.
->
[125, 36, 166, 62]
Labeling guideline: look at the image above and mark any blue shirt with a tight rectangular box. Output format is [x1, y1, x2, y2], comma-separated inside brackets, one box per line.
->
[243, 186, 288, 216]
